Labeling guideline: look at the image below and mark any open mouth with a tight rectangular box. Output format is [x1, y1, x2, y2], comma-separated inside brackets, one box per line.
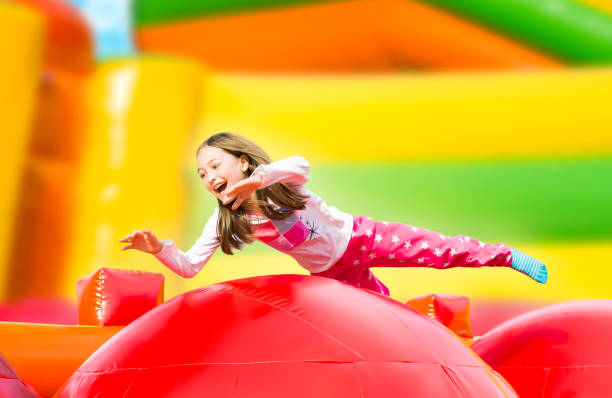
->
[214, 182, 227, 195]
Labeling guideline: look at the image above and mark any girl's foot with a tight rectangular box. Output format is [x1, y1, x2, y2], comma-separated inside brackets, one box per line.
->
[510, 247, 548, 284]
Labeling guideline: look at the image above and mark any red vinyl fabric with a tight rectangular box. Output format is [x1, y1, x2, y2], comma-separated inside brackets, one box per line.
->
[473, 299, 612, 397]
[57, 274, 516, 397]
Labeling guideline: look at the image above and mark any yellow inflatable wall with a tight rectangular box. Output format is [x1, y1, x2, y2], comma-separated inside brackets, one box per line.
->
[0, 3, 44, 300]
[59, 57, 204, 301]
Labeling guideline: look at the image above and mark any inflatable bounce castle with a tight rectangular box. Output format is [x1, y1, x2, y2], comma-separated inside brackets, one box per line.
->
[1, 0, 612, 396]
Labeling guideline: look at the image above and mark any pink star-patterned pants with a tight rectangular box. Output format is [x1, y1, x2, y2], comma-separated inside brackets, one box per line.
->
[311, 215, 512, 296]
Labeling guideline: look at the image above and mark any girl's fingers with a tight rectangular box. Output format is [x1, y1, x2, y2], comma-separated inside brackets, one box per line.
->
[121, 232, 137, 242]
[121, 245, 133, 251]
[226, 179, 247, 194]
[232, 195, 244, 210]
[226, 178, 255, 199]
[223, 179, 256, 208]
[223, 184, 238, 198]
[119, 230, 150, 243]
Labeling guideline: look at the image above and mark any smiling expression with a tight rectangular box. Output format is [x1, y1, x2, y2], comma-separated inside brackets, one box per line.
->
[196, 146, 250, 201]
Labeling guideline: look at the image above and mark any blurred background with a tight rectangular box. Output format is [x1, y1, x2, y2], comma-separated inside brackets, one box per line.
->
[1, 0, 611, 329]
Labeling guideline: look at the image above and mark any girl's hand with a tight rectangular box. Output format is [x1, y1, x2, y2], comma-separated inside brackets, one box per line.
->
[118, 229, 163, 254]
[222, 173, 263, 211]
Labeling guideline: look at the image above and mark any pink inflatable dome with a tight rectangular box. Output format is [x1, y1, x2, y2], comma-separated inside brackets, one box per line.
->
[472, 299, 612, 398]
[56, 275, 516, 397]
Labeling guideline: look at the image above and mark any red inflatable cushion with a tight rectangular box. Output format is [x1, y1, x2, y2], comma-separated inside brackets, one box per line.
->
[76, 268, 164, 326]
[59, 275, 516, 397]
[472, 299, 612, 398]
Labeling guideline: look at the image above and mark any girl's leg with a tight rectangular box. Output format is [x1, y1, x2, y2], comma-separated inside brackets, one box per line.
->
[342, 216, 512, 270]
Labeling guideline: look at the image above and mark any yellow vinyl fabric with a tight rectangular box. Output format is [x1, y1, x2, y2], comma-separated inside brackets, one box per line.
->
[198, 68, 612, 163]
[0, 3, 44, 300]
[60, 57, 204, 301]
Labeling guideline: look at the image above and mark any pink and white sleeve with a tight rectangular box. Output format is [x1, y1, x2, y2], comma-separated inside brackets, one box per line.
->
[252, 156, 310, 188]
[153, 208, 220, 278]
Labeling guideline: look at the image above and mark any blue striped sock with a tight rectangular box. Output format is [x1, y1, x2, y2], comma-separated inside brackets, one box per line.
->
[510, 247, 548, 284]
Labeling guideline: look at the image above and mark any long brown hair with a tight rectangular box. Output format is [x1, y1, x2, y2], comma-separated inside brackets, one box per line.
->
[197, 132, 308, 255]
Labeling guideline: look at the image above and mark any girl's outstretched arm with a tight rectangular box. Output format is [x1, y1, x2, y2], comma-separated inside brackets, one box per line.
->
[120, 208, 220, 278]
[155, 207, 220, 278]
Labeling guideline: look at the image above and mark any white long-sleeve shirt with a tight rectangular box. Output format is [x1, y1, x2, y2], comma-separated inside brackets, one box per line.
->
[154, 157, 354, 277]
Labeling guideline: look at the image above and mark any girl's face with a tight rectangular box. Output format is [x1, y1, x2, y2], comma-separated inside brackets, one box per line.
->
[196, 146, 249, 201]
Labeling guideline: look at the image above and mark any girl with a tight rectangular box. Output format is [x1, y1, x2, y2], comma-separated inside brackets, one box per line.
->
[119, 132, 547, 296]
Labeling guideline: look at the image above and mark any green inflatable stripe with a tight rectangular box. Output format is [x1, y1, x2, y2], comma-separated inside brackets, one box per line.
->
[186, 157, 612, 251]
[134, 0, 333, 28]
[417, 0, 612, 63]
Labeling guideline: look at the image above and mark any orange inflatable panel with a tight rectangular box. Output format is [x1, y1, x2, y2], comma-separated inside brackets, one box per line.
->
[0, 321, 122, 398]
[14, 0, 93, 73]
[135, 0, 560, 70]
[406, 293, 474, 344]
[380, 0, 561, 70]
[76, 268, 164, 326]
[7, 154, 82, 300]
